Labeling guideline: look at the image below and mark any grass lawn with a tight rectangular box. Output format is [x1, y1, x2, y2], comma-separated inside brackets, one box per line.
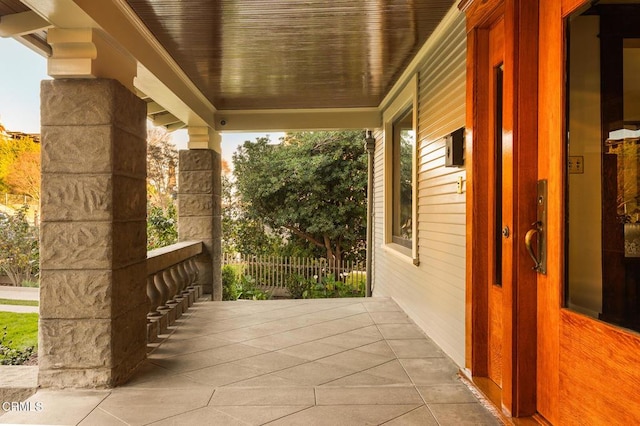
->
[0, 312, 38, 350]
[0, 298, 39, 307]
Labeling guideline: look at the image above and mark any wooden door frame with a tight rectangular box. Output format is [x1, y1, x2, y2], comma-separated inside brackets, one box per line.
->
[460, 0, 539, 417]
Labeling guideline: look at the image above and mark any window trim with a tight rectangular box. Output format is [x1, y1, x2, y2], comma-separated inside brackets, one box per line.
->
[384, 74, 419, 265]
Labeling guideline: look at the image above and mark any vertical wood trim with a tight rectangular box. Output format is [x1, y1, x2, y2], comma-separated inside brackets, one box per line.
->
[501, 3, 516, 408]
[466, 25, 491, 376]
[536, 0, 567, 423]
[506, 0, 539, 416]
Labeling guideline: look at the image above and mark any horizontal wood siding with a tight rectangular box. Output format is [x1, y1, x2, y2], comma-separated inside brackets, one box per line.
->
[373, 11, 467, 367]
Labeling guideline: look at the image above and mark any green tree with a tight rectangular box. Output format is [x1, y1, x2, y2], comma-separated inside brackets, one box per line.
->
[147, 203, 178, 250]
[147, 126, 178, 209]
[146, 125, 179, 249]
[232, 131, 368, 263]
[0, 205, 39, 286]
[222, 173, 284, 256]
[6, 150, 41, 202]
[0, 130, 40, 195]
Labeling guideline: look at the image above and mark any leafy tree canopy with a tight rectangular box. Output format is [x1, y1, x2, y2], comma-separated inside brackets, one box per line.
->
[146, 125, 179, 249]
[232, 131, 367, 262]
[0, 205, 39, 286]
[147, 126, 178, 208]
[0, 130, 40, 198]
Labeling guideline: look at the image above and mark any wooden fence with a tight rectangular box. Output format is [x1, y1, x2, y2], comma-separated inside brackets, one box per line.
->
[222, 253, 365, 289]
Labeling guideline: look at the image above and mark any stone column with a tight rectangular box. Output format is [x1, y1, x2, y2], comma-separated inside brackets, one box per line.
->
[39, 79, 148, 388]
[178, 146, 222, 301]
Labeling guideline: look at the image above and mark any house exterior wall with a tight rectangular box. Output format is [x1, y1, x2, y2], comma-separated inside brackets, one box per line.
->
[372, 11, 467, 367]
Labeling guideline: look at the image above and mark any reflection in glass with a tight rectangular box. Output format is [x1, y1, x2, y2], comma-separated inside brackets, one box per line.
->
[566, 3, 640, 332]
[392, 108, 414, 248]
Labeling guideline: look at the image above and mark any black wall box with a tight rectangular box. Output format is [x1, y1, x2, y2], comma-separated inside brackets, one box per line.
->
[445, 127, 465, 167]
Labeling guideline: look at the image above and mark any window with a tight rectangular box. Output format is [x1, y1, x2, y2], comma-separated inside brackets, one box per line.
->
[384, 75, 418, 264]
[565, 3, 640, 332]
[392, 108, 415, 248]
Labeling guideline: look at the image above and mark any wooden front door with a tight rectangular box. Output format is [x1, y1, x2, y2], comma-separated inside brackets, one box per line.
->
[537, 0, 640, 423]
[464, 0, 539, 418]
[486, 17, 506, 390]
[468, 0, 640, 422]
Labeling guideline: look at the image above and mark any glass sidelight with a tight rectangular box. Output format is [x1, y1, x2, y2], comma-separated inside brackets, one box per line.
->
[566, 2, 640, 332]
[494, 64, 504, 286]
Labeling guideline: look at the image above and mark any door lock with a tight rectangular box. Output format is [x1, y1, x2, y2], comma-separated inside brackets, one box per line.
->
[525, 180, 547, 274]
[502, 226, 510, 238]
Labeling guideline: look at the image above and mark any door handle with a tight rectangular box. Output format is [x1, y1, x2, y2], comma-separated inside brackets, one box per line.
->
[526, 180, 547, 274]
[525, 222, 542, 272]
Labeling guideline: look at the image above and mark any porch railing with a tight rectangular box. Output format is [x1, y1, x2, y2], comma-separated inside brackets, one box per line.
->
[146, 241, 203, 342]
[222, 253, 365, 289]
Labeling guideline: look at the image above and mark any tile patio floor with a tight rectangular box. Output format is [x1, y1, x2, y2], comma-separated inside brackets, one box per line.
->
[0, 297, 502, 425]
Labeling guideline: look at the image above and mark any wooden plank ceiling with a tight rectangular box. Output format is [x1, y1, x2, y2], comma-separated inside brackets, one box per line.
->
[125, 0, 455, 110]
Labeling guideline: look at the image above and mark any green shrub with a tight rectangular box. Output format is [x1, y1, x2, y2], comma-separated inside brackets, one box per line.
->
[285, 274, 310, 299]
[237, 275, 271, 300]
[147, 203, 178, 250]
[21, 279, 39, 288]
[294, 272, 365, 299]
[223, 267, 272, 301]
[222, 264, 239, 301]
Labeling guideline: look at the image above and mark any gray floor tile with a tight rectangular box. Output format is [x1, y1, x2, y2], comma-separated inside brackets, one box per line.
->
[428, 403, 502, 425]
[315, 386, 424, 405]
[276, 340, 347, 361]
[318, 325, 383, 349]
[400, 358, 460, 385]
[268, 404, 419, 426]
[149, 349, 227, 373]
[387, 338, 444, 358]
[418, 383, 480, 403]
[214, 405, 311, 425]
[0, 390, 110, 426]
[382, 406, 439, 425]
[182, 363, 266, 387]
[209, 386, 315, 406]
[229, 351, 308, 374]
[272, 361, 357, 385]
[148, 406, 248, 426]
[377, 323, 427, 339]
[315, 347, 393, 372]
[0, 298, 502, 426]
[98, 387, 213, 425]
[363, 300, 403, 313]
[189, 342, 268, 363]
[369, 311, 412, 324]
[78, 407, 128, 426]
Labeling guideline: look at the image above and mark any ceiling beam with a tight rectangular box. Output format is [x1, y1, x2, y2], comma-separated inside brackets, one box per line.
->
[151, 112, 181, 127]
[214, 108, 381, 132]
[0, 11, 51, 37]
[146, 101, 165, 115]
[72, 0, 216, 127]
[20, 0, 214, 130]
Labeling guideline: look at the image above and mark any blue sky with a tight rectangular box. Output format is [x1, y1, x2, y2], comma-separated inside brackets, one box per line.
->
[0, 37, 281, 165]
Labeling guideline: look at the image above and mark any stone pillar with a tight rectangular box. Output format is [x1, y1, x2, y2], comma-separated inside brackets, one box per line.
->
[178, 146, 222, 301]
[39, 79, 148, 388]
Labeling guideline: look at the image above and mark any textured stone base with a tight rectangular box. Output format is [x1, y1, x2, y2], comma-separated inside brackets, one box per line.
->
[0, 366, 38, 408]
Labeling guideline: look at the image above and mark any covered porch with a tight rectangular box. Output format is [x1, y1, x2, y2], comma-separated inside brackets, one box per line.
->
[1, 297, 500, 425]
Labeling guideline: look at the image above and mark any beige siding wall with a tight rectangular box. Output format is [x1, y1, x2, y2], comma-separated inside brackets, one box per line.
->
[372, 11, 467, 366]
